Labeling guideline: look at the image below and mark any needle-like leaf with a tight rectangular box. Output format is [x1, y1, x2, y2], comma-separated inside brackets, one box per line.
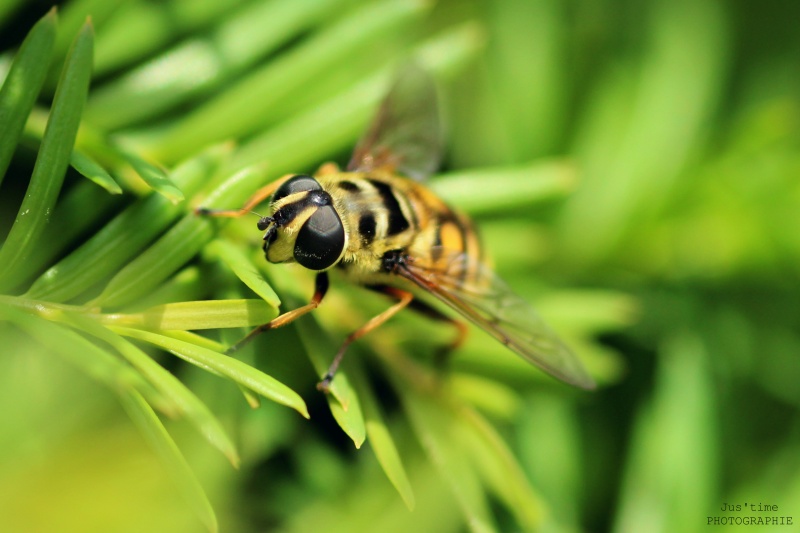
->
[0, 18, 93, 291]
[112, 326, 309, 419]
[349, 360, 415, 509]
[70, 148, 122, 194]
[0, 8, 57, 187]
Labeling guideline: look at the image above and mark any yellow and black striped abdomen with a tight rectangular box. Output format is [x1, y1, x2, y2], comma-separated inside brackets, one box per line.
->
[402, 179, 483, 282]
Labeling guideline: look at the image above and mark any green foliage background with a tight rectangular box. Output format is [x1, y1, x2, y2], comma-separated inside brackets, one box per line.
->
[0, 1, 798, 532]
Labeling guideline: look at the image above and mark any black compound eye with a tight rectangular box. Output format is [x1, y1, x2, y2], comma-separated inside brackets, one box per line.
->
[294, 206, 345, 270]
[273, 174, 321, 203]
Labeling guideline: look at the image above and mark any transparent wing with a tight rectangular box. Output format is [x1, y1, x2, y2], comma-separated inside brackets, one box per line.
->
[396, 250, 596, 389]
[347, 64, 442, 181]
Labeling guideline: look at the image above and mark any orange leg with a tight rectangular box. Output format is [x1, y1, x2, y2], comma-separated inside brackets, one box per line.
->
[318, 287, 413, 392]
[436, 321, 468, 368]
[194, 173, 295, 218]
[402, 296, 468, 368]
[316, 162, 340, 176]
[227, 272, 329, 353]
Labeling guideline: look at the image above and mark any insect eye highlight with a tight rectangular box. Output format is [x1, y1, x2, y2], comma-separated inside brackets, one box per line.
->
[273, 174, 321, 203]
[293, 206, 345, 270]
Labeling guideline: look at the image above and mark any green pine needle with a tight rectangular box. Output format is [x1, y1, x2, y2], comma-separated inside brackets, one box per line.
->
[1, 1, 797, 532]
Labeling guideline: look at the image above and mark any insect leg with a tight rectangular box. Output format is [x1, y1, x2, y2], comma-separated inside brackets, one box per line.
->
[316, 162, 340, 176]
[405, 297, 469, 368]
[194, 173, 295, 218]
[227, 272, 329, 354]
[317, 287, 413, 392]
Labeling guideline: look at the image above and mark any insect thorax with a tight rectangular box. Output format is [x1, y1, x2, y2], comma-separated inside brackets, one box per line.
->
[317, 171, 482, 286]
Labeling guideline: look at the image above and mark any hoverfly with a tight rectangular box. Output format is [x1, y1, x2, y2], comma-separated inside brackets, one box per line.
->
[197, 66, 595, 392]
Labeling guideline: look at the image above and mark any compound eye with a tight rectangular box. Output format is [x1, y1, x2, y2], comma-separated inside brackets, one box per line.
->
[294, 206, 345, 270]
[273, 174, 321, 202]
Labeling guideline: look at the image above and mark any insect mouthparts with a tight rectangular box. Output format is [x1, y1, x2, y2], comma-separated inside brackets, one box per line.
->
[257, 216, 273, 231]
[259, 217, 280, 248]
[261, 223, 279, 253]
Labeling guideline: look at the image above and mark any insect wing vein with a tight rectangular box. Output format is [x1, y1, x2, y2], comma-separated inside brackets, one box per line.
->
[397, 253, 595, 390]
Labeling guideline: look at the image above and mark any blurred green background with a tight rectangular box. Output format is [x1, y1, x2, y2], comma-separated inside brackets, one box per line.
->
[1, 0, 798, 532]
